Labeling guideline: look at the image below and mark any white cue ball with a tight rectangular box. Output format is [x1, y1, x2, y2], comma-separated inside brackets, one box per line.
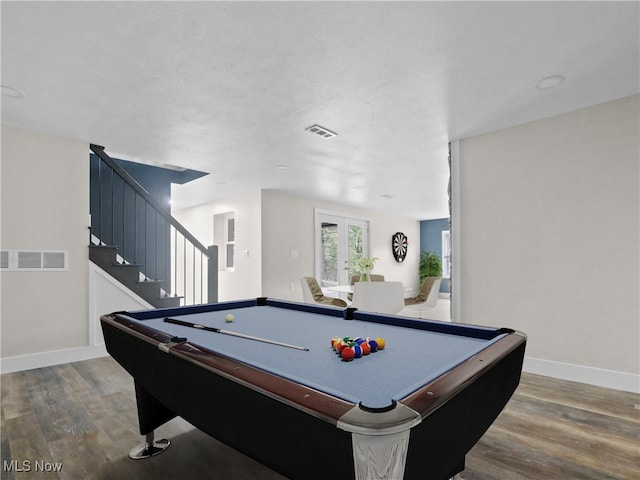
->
[224, 314, 234, 323]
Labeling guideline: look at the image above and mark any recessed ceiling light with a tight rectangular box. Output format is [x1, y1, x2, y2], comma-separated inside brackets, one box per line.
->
[1, 85, 24, 98]
[217, 182, 228, 186]
[276, 165, 289, 170]
[305, 124, 337, 139]
[353, 185, 364, 190]
[536, 75, 564, 90]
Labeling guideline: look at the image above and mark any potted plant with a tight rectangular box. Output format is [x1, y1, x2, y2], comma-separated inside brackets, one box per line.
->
[419, 251, 442, 285]
[355, 256, 378, 282]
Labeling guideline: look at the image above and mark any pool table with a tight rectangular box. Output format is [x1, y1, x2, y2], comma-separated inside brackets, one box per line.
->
[101, 297, 526, 480]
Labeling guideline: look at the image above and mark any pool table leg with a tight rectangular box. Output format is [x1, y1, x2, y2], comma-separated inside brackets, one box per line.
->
[128, 431, 171, 460]
[351, 429, 410, 479]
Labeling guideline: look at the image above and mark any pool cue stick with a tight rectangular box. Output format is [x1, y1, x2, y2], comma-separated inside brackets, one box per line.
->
[163, 317, 309, 351]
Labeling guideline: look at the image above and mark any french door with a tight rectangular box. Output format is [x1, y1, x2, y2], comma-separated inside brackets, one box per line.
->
[315, 211, 370, 288]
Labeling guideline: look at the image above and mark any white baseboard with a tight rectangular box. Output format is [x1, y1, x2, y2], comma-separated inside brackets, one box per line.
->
[523, 356, 639, 394]
[0, 345, 108, 375]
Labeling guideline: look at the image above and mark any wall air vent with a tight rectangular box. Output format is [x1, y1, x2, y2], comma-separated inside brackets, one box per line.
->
[3, 250, 69, 271]
[18, 251, 42, 269]
[305, 124, 337, 139]
[0, 250, 9, 269]
[43, 251, 66, 269]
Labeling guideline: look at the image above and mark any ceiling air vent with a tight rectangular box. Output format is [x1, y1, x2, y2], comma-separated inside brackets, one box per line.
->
[305, 124, 337, 139]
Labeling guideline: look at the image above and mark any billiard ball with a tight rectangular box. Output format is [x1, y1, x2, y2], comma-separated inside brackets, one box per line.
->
[341, 347, 355, 361]
[224, 314, 234, 323]
[376, 337, 386, 350]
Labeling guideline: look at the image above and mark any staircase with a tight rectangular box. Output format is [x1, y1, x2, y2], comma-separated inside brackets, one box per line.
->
[89, 244, 181, 308]
[89, 144, 217, 308]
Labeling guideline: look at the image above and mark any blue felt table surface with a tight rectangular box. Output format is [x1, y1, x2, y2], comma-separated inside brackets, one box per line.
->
[122, 305, 503, 410]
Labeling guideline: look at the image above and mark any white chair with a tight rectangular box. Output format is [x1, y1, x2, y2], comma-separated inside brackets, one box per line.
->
[351, 281, 405, 315]
[400, 278, 441, 318]
[347, 273, 384, 301]
[300, 277, 347, 308]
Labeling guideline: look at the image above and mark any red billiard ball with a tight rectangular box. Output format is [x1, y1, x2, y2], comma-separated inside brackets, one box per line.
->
[341, 347, 355, 361]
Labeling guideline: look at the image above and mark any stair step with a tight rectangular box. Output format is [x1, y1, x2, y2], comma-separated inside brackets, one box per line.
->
[90, 244, 184, 308]
[89, 245, 118, 266]
[135, 279, 163, 298]
[154, 296, 182, 308]
[112, 264, 144, 284]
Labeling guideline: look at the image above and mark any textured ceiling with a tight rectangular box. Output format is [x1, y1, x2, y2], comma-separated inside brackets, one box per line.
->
[2, 1, 638, 220]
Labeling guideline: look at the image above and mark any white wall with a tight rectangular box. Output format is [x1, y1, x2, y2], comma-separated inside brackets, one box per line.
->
[1, 262, 155, 374]
[1, 126, 90, 359]
[173, 189, 263, 301]
[88, 263, 153, 348]
[261, 190, 421, 302]
[456, 95, 639, 391]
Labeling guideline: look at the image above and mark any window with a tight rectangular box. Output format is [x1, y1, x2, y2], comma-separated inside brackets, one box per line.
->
[226, 217, 235, 270]
[214, 211, 235, 271]
[442, 230, 451, 278]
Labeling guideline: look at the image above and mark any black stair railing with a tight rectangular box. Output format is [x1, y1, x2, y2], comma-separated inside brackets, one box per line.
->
[89, 144, 217, 305]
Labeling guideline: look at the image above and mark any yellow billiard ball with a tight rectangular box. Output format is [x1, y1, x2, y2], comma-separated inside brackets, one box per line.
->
[224, 314, 234, 323]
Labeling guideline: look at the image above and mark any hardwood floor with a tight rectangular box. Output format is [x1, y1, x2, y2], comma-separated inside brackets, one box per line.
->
[1, 356, 638, 479]
[461, 373, 639, 480]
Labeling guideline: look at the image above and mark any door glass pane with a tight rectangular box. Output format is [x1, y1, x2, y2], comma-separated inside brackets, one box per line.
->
[348, 224, 364, 279]
[320, 222, 338, 287]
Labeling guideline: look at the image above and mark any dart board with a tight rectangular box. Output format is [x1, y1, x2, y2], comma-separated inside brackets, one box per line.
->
[392, 232, 408, 262]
